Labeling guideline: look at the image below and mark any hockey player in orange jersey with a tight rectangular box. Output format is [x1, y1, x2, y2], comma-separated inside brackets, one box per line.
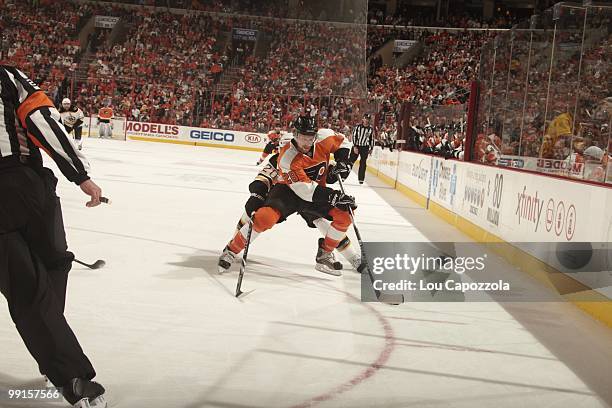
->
[256, 125, 283, 165]
[219, 116, 357, 275]
[97, 103, 114, 139]
[227, 138, 364, 274]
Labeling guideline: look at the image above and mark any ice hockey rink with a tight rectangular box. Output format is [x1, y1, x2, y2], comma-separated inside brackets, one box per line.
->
[1, 138, 611, 408]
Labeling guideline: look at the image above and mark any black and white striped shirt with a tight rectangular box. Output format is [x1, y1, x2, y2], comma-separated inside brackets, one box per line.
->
[0, 65, 90, 184]
[352, 124, 374, 148]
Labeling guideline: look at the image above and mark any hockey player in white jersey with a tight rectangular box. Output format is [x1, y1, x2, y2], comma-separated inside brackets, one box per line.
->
[59, 98, 85, 150]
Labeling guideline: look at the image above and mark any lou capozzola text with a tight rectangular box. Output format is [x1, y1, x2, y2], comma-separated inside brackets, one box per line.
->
[370, 253, 511, 292]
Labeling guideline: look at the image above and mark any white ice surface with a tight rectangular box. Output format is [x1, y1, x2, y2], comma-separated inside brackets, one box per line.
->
[1, 139, 611, 408]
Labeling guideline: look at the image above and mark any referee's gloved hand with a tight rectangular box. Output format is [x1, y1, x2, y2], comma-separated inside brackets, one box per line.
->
[328, 190, 357, 211]
[80, 179, 102, 207]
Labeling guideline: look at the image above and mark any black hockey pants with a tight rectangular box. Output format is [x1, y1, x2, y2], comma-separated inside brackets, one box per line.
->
[349, 145, 370, 183]
[0, 159, 95, 387]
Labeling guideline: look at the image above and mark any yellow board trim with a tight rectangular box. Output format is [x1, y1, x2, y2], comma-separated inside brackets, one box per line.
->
[368, 166, 612, 328]
[128, 136, 264, 152]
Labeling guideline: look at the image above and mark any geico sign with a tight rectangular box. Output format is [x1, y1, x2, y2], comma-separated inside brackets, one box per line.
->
[245, 134, 262, 143]
[190, 130, 235, 142]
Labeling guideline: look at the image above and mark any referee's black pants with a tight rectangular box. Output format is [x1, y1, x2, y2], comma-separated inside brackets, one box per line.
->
[0, 161, 95, 387]
[349, 145, 370, 183]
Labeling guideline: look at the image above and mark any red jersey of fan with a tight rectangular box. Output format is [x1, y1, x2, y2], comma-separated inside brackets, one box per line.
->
[277, 130, 351, 202]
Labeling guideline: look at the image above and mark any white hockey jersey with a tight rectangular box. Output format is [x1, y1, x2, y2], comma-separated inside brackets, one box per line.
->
[59, 106, 84, 128]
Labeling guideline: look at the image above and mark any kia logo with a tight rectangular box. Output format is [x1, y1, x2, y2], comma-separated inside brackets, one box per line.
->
[245, 134, 262, 143]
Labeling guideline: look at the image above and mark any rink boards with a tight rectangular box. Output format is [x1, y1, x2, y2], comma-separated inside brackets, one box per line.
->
[368, 147, 612, 325]
[80, 116, 269, 151]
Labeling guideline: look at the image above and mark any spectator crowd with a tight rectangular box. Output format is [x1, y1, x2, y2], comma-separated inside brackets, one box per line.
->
[0, 0, 608, 182]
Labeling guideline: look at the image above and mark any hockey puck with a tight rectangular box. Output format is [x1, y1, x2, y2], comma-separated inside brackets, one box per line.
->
[100, 197, 112, 204]
[556, 242, 592, 270]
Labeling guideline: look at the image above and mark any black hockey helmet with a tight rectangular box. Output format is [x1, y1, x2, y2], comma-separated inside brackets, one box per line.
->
[293, 115, 317, 136]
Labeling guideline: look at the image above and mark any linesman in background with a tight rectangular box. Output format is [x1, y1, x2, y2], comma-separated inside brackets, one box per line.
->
[0, 65, 107, 407]
[59, 98, 85, 150]
[349, 114, 375, 185]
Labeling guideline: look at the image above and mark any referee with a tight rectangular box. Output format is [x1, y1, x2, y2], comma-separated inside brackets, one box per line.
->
[349, 114, 375, 184]
[0, 65, 107, 406]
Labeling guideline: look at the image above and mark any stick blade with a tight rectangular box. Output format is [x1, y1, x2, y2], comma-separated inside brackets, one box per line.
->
[92, 260, 106, 269]
[378, 293, 404, 305]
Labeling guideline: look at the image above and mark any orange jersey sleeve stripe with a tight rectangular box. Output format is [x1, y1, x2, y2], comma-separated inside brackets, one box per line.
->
[16, 91, 55, 128]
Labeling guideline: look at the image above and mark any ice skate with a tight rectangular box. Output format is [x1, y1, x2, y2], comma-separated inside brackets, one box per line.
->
[334, 237, 366, 273]
[61, 378, 107, 408]
[346, 252, 367, 273]
[315, 238, 342, 276]
[218, 245, 238, 273]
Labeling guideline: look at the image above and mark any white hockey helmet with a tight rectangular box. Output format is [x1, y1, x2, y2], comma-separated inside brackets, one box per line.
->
[62, 98, 71, 107]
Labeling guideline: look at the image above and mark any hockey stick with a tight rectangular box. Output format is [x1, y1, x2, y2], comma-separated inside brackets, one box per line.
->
[235, 213, 255, 297]
[337, 177, 404, 305]
[74, 258, 106, 269]
[72, 197, 110, 270]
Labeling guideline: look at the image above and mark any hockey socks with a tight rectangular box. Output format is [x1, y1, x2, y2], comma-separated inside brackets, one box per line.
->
[313, 218, 362, 270]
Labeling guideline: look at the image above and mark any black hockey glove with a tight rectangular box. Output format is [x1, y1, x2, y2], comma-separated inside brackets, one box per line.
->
[245, 193, 265, 215]
[326, 161, 352, 183]
[328, 190, 357, 211]
[246, 179, 269, 214]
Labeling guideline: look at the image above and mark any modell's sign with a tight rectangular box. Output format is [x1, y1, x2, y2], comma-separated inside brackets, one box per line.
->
[125, 121, 180, 139]
[232, 28, 257, 41]
[536, 158, 583, 177]
[95, 16, 119, 28]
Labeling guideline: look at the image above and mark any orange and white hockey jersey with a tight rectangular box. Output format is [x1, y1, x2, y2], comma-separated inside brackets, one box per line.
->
[98, 107, 114, 122]
[277, 128, 352, 202]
